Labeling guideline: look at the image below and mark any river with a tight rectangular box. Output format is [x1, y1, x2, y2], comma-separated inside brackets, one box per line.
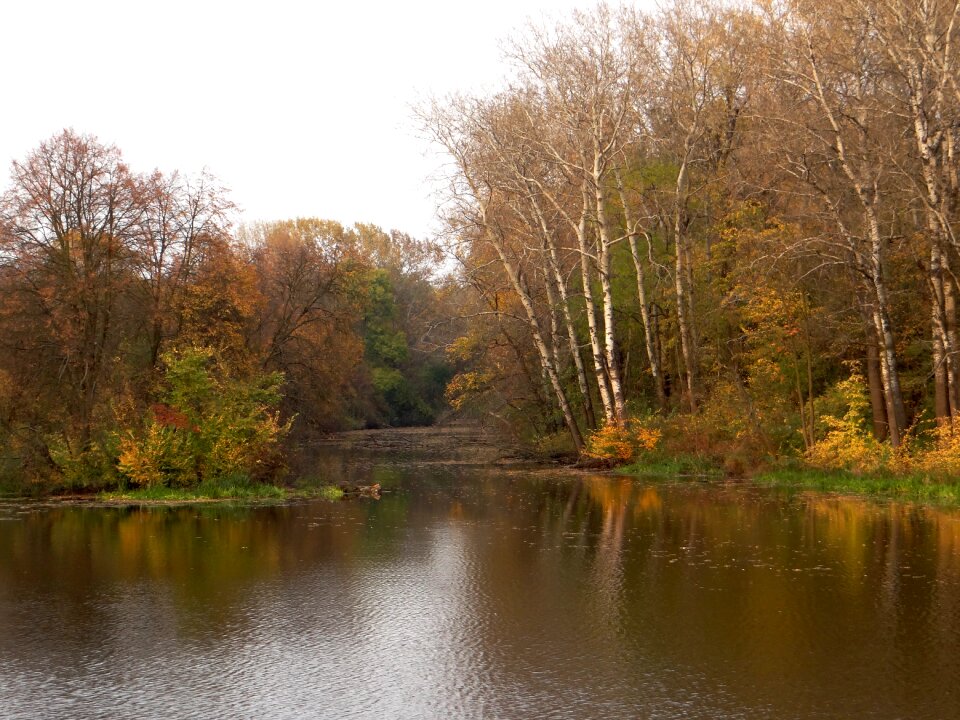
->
[1, 427, 959, 718]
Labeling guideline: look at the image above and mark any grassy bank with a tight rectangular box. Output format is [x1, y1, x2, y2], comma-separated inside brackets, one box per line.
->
[751, 467, 960, 505]
[616, 453, 724, 478]
[616, 454, 960, 505]
[0, 476, 345, 504]
[98, 481, 345, 504]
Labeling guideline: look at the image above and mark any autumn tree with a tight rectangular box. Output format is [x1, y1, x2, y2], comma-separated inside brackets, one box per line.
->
[0, 130, 141, 451]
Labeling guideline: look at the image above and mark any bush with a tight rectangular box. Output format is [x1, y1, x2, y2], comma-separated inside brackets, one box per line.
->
[914, 421, 960, 478]
[584, 418, 662, 463]
[806, 371, 887, 473]
[46, 435, 119, 491]
[117, 347, 291, 487]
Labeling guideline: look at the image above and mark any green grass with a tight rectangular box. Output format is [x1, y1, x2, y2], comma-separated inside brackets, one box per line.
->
[753, 467, 960, 505]
[615, 452, 960, 506]
[617, 453, 723, 478]
[98, 480, 344, 504]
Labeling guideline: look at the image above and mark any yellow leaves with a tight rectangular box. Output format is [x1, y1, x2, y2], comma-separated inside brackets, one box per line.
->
[807, 427, 886, 474]
[446, 335, 479, 362]
[635, 425, 662, 452]
[445, 371, 491, 411]
[911, 421, 960, 477]
[806, 417, 960, 478]
[586, 424, 635, 462]
[117, 425, 186, 488]
[805, 369, 960, 477]
[584, 419, 663, 463]
[806, 369, 886, 473]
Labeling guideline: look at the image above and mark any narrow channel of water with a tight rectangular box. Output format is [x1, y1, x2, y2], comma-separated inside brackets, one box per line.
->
[1, 451, 959, 718]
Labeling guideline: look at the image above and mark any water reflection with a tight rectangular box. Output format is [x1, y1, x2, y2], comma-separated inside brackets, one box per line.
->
[1, 469, 960, 718]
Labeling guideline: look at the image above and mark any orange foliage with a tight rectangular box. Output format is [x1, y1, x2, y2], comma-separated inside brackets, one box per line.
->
[585, 419, 663, 463]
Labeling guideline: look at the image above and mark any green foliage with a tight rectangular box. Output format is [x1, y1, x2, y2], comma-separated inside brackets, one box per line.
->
[360, 268, 447, 426]
[364, 270, 410, 366]
[117, 347, 291, 488]
[45, 434, 120, 492]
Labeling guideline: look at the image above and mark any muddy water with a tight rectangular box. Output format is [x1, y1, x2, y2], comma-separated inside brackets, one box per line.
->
[2, 430, 960, 718]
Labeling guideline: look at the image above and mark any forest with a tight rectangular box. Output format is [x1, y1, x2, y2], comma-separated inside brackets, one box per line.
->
[4, 0, 960, 494]
[0, 131, 455, 492]
[425, 0, 960, 484]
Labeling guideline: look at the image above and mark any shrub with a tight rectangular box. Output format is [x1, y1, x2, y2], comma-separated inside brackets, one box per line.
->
[584, 418, 662, 463]
[806, 371, 887, 473]
[117, 347, 291, 487]
[46, 435, 119, 491]
[914, 421, 960, 478]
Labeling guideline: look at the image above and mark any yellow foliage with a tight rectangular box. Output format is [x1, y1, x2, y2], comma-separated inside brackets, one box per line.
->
[806, 370, 886, 473]
[585, 424, 635, 462]
[635, 425, 662, 452]
[445, 371, 491, 411]
[806, 420, 886, 474]
[447, 334, 481, 362]
[117, 424, 195, 488]
[914, 421, 960, 477]
[584, 419, 663, 463]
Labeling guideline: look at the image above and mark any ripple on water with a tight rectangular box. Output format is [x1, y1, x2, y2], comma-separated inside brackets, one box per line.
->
[2, 472, 960, 719]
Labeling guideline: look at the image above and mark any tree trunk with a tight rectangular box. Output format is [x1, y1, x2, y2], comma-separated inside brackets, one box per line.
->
[531, 195, 597, 430]
[866, 212, 907, 446]
[576, 189, 616, 424]
[491, 237, 584, 452]
[945, 261, 960, 417]
[931, 243, 952, 420]
[806, 39, 906, 443]
[864, 313, 890, 441]
[617, 174, 666, 410]
[673, 158, 698, 412]
[593, 155, 627, 424]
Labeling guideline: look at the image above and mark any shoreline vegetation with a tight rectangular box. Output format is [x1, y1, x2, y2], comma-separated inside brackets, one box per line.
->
[0, 133, 454, 503]
[616, 454, 960, 506]
[7, 2, 960, 511]
[97, 482, 346, 505]
[7, 465, 960, 509]
[0, 479, 377, 506]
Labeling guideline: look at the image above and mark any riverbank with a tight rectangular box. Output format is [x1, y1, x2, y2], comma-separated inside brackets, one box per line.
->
[0, 482, 348, 507]
[13, 422, 959, 508]
[751, 467, 960, 505]
[0, 422, 519, 505]
[617, 454, 960, 505]
[97, 482, 346, 505]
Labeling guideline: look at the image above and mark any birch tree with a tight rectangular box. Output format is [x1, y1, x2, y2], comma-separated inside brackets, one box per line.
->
[508, 5, 645, 425]
[426, 98, 586, 450]
[772, 1, 910, 445]
[861, 0, 960, 421]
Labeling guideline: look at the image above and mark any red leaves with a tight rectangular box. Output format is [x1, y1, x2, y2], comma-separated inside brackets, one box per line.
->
[150, 403, 190, 430]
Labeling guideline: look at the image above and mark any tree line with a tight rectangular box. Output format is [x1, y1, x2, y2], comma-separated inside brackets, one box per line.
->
[426, 0, 960, 473]
[0, 130, 453, 489]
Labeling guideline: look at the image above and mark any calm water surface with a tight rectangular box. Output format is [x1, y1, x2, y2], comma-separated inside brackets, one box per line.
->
[2, 452, 960, 718]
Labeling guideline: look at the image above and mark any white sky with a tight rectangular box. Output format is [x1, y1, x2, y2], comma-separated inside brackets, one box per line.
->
[0, 0, 641, 239]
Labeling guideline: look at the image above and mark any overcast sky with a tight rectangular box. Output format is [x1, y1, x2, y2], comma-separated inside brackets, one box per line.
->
[0, 0, 646, 239]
